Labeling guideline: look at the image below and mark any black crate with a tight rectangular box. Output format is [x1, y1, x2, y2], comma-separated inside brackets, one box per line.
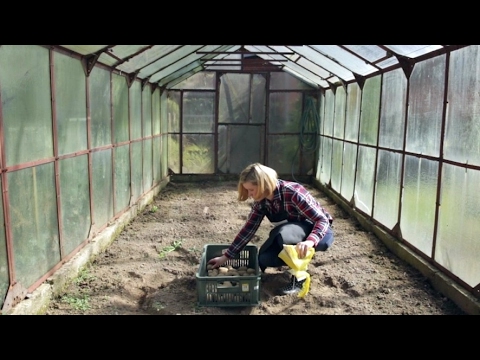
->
[196, 244, 261, 307]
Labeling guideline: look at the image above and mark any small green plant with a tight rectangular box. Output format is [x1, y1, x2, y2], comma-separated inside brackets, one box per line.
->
[159, 240, 183, 259]
[61, 294, 91, 311]
[150, 205, 158, 213]
[74, 268, 95, 284]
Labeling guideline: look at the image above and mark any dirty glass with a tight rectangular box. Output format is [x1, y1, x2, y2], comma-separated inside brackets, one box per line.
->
[153, 137, 161, 183]
[92, 149, 114, 235]
[445, 45, 480, 166]
[182, 134, 214, 173]
[152, 88, 161, 135]
[400, 156, 438, 256]
[322, 89, 334, 136]
[183, 91, 215, 132]
[373, 150, 402, 229]
[131, 142, 143, 203]
[0, 178, 7, 309]
[345, 82, 361, 142]
[270, 72, 313, 90]
[172, 71, 216, 90]
[406, 55, 445, 157]
[250, 74, 266, 124]
[143, 138, 153, 190]
[168, 134, 180, 174]
[340, 142, 357, 201]
[354, 145, 376, 215]
[143, 86, 152, 137]
[331, 139, 343, 193]
[168, 91, 181, 133]
[437, 164, 480, 288]
[89, 66, 111, 148]
[54, 52, 87, 156]
[218, 125, 264, 174]
[218, 73, 251, 124]
[113, 73, 129, 144]
[9, 164, 60, 289]
[318, 137, 332, 185]
[267, 135, 300, 174]
[130, 81, 142, 140]
[59, 155, 91, 256]
[359, 75, 381, 146]
[114, 144, 131, 212]
[268, 92, 302, 133]
[333, 86, 346, 139]
[0, 45, 53, 166]
[379, 68, 407, 150]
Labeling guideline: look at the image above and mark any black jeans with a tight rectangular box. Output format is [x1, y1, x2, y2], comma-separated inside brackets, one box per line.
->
[258, 221, 334, 272]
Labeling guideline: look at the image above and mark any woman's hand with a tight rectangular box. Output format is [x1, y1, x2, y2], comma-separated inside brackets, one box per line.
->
[208, 255, 228, 268]
[296, 240, 314, 258]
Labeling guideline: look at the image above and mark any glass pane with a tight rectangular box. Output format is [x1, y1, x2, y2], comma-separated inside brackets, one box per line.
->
[183, 92, 215, 133]
[153, 137, 161, 183]
[373, 150, 402, 230]
[59, 155, 91, 256]
[333, 86, 346, 139]
[0, 176, 7, 308]
[130, 81, 142, 140]
[330, 139, 343, 192]
[92, 149, 114, 234]
[354, 145, 376, 215]
[218, 73, 251, 124]
[218, 125, 264, 174]
[167, 91, 180, 133]
[268, 92, 302, 133]
[54, 52, 87, 155]
[89, 67, 112, 148]
[0, 45, 53, 165]
[143, 138, 153, 190]
[152, 88, 161, 135]
[318, 137, 332, 185]
[340, 142, 357, 201]
[359, 76, 381, 146]
[182, 134, 214, 173]
[400, 156, 438, 256]
[267, 135, 299, 174]
[168, 134, 180, 173]
[251, 74, 266, 124]
[143, 86, 152, 137]
[436, 164, 480, 287]
[114, 144, 131, 212]
[345, 82, 361, 142]
[9, 164, 60, 289]
[172, 71, 216, 90]
[379, 68, 407, 150]
[131, 142, 143, 202]
[113, 73, 129, 144]
[270, 72, 313, 90]
[322, 89, 334, 136]
[406, 55, 445, 156]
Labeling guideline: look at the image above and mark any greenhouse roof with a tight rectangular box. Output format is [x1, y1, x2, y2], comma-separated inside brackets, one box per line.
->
[57, 45, 463, 90]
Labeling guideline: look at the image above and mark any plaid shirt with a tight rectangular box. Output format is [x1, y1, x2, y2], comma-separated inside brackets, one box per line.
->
[225, 179, 333, 259]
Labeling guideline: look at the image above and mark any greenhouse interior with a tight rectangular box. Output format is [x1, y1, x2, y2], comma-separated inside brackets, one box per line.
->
[0, 45, 479, 315]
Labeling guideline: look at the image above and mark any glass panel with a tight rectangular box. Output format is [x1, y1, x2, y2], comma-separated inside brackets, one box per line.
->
[168, 134, 180, 174]
[340, 142, 357, 202]
[152, 87, 161, 135]
[445, 45, 480, 165]
[0, 45, 53, 166]
[89, 66, 112, 148]
[172, 71, 216, 90]
[318, 137, 332, 185]
[59, 155, 91, 256]
[333, 86, 346, 139]
[345, 82, 361, 142]
[323, 89, 334, 136]
[112, 73, 129, 144]
[354, 145, 376, 215]
[379, 68, 407, 150]
[167, 91, 181, 133]
[270, 72, 313, 90]
[218, 74, 251, 124]
[130, 81, 142, 140]
[143, 138, 153, 190]
[153, 137, 161, 183]
[218, 125, 264, 174]
[251, 74, 266, 124]
[9, 164, 60, 289]
[143, 85, 152, 137]
[373, 150, 402, 230]
[267, 135, 299, 175]
[330, 139, 343, 192]
[406, 55, 445, 156]
[400, 156, 438, 256]
[114, 144, 131, 212]
[54, 52, 87, 156]
[131, 142, 143, 202]
[92, 149, 114, 234]
[0, 176, 8, 308]
[182, 134, 214, 173]
[183, 92, 215, 133]
[437, 164, 480, 288]
[359, 75, 381, 146]
[268, 92, 302, 133]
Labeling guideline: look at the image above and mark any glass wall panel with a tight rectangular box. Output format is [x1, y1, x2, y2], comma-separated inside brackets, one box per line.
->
[182, 134, 214, 174]
[172, 71, 216, 90]
[0, 45, 53, 166]
[9, 164, 59, 289]
[114, 144, 131, 212]
[445, 45, 480, 165]
[168, 134, 180, 174]
[153, 136, 161, 183]
[340, 142, 357, 202]
[113, 73, 129, 144]
[143, 138, 153, 190]
[131, 142, 143, 202]
[183, 92, 215, 133]
[218, 125, 264, 174]
[250, 74, 266, 124]
[436, 163, 480, 287]
[59, 155, 91, 256]
[268, 92, 302, 133]
[354, 145, 376, 215]
[130, 81, 142, 140]
[406, 55, 445, 157]
[143, 85, 152, 137]
[152, 87, 161, 135]
[379, 68, 407, 150]
[400, 156, 438, 256]
[323, 89, 334, 137]
[218, 74, 251, 124]
[319, 137, 332, 185]
[89, 67, 112, 148]
[359, 76, 381, 146]
[373, 150, 402, 229]
[267, 135, 300, 175]
[168, 91, 181, 133]
[345, 82, 361, 142]
[270, 72, 314, 90]
[333, 86, 346, 139]
[54, 52, 87, 156]
[0, 177, 7, 308]
[330, 139, 343, 192]
[92, 149, 114, 234]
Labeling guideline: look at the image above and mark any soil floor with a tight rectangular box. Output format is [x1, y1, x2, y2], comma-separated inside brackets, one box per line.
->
[45, 180, 466, 315]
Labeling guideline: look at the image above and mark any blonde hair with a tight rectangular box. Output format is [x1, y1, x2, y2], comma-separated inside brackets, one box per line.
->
[237, 163, 278, 201]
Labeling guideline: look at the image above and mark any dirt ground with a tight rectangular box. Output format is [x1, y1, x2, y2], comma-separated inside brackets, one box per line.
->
[45, 180, 466, 315]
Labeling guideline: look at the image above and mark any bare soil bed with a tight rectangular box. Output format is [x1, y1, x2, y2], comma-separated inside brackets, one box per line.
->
[45, 180, 466, 315]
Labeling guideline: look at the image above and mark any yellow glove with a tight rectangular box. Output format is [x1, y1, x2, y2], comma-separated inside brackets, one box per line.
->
[278, 244, 315, 298]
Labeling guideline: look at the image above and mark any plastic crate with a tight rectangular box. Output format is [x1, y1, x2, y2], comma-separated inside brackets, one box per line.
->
[196, 244, 261, 307]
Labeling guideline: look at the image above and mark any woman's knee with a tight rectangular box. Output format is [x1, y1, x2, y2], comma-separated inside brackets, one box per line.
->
[315, 228, 334, 252]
